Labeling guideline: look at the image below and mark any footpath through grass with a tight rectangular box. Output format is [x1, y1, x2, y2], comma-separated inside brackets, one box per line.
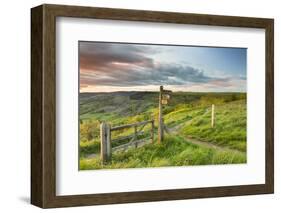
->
[79, 92, 247, 169]
[179, 100, 246, 152]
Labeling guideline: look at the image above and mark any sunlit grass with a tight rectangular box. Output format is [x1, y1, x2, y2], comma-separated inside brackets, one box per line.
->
[79, 92, 247, 169]
[180, 100, 246, 151]
[80, 135, 246, 170]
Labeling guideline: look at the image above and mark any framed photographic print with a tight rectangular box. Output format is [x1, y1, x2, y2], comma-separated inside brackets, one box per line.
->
[31, 4, 274, 208]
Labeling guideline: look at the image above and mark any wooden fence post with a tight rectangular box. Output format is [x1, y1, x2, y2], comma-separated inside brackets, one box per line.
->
[100, 122, 107, 164]
[106, 123, 111, 160]
[158, 86, 164, 143]
[134, 126, 138, 148]
[211, 104, 215, 128]
[151, 120, 154, 143]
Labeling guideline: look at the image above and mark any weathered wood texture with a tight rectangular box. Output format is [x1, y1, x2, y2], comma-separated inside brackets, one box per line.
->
[106, 123, 111, 160]
[100, 122, 107, 163]
[151, 120, 155, 143]
[31, 5, 43, 207]
[111, 120, 153, 131]
[31, 4, 274, 208]
[158, 86, 164, 143]
[113, 138, 151, 152]
[111, 131, 144, 143]
[108, 120, 155, 157]
[100, 122, 112, 163]
[211, 104, 215, 128]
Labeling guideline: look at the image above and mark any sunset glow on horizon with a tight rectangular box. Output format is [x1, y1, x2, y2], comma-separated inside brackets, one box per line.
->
[79, 42, 247, 93]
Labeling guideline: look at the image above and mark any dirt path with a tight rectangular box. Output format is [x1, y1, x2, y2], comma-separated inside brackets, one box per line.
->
[166, 110, 244, 154]
[168, 108, 209, 133]
[182, 136, 243, 154]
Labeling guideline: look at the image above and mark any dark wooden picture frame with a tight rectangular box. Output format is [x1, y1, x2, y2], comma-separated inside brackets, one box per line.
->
[31, 4, 274, 208]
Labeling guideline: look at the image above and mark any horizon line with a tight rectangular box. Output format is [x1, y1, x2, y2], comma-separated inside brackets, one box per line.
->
[79, 90, 247, 93]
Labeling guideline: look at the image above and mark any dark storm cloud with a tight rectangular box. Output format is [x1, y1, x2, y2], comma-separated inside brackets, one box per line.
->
[80, 42, 155, 71]
[79, 42, 226, 88]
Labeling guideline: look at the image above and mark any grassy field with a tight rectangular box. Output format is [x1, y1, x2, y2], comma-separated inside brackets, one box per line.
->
[79, 91, 247, 170]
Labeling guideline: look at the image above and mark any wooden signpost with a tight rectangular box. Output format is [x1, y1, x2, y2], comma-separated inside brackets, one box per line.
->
[158, 86, 171, 144]
[100, 85, 171, 162]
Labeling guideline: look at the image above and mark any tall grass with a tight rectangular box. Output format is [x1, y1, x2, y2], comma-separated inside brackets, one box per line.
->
[79, 92, 247, 169]
[80, 135, 246, 170]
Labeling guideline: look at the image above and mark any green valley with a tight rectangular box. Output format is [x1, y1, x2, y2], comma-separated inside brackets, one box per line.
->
[79, 91, 247, 170]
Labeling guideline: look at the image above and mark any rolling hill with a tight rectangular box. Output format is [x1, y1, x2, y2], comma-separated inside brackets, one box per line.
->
[79, 91, 247, 170]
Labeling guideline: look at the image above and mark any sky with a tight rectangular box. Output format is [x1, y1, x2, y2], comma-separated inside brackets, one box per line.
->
[79, 42, 246, 93]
